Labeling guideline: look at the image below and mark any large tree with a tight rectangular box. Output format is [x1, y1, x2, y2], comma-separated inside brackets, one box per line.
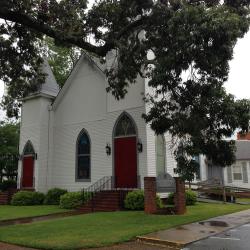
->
[45, 37, 82, 87]
[0, 121, 19, 181]
[1, 0, 250, 180]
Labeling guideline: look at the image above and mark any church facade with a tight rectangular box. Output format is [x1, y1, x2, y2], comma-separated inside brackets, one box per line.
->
[18, 53, 177, 193]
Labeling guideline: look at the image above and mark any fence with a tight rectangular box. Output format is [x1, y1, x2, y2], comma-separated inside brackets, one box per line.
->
[0, 154, 18, 182]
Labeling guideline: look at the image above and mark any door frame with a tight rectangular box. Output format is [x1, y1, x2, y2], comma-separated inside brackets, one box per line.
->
[21, 154, 35, 189]
[112, 112, 140, 188]
[21, 140, 36, 189]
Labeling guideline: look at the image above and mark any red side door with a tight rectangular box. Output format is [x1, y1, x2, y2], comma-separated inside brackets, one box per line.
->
[114, 136, 137, 188]
[22, 156, 34, 188]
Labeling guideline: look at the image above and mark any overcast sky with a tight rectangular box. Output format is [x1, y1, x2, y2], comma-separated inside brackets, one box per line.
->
[0, 30, 250, 120]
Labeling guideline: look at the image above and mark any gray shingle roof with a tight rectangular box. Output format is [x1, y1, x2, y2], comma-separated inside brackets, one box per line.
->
[39, 59, 60, 97]
[235, 140, 250, 160]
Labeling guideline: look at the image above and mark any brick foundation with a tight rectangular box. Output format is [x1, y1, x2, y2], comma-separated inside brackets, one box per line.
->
[0, 189, 18, 205]
[144, 177, 157, 214]
[174, 177, 186, 215]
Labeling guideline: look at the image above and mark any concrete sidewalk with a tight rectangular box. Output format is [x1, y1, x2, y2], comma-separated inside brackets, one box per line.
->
[137, 209, 250, 249]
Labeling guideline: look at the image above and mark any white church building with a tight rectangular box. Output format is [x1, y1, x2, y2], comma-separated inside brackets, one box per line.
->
[17, 53, 178, 193]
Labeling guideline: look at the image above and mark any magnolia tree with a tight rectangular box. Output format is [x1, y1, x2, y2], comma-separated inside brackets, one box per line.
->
[1, 0, 250, 181]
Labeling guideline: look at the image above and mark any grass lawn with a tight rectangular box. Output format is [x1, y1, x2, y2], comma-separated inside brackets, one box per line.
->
[237, 198, 250, 203]
[0, 205, 68, 221]
[0, 203, 250, 250]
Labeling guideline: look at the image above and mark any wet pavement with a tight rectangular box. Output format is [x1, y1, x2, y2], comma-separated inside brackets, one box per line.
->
[184, 223, 250, 250]
[137, 209, 250, 248]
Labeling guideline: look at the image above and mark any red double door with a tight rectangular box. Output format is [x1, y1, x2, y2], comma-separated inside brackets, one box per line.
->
[22, 156, 34, 188]
[114, 136, 137, 188]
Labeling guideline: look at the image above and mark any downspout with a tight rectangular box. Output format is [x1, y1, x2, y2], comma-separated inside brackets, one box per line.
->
[46, 104, 52, 190]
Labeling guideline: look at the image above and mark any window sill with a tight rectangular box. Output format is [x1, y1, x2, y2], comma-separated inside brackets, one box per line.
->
[75, 179, 91, 182]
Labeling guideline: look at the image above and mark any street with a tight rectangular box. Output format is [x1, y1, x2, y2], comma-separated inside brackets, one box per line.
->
[184, 223, 250, 250]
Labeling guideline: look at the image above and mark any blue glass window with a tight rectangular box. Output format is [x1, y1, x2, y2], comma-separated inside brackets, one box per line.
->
[77, 131, 90, 180]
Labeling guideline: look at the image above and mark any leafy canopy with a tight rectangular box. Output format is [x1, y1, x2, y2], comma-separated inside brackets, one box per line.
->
[1, 0, 250, 180]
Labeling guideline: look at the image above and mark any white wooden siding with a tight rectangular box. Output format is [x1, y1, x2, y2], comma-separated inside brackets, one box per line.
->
[51, 107, 148, 191]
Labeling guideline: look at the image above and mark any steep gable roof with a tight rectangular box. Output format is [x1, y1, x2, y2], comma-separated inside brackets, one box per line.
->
[52, 52, 105, 109]
[38, 59, 60, 97]
[21, 59, 60, 101]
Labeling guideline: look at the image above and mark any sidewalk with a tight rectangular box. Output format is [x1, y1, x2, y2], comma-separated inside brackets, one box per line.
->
[137, 209, 250, 248]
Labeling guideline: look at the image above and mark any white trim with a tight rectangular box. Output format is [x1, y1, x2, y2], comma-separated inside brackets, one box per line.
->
[52, 53, 105, 110]
[20, 92, 56, 102]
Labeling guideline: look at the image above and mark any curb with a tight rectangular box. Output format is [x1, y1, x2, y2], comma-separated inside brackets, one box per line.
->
[136, 236, 184, 248]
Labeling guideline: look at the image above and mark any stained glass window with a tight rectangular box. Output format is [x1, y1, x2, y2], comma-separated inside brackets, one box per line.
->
[76, 131, 90, 180]
[23, 141, 35, 155]
[115, 114, 136, 137]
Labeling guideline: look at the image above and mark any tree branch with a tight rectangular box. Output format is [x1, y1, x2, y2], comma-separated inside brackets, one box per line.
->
[0, 7, 112, 57]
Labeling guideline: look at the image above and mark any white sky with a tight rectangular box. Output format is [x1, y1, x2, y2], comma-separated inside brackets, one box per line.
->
[0, 30, 250, 120]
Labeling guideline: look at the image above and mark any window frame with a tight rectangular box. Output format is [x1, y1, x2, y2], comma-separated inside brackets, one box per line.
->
[75, 129, 91, 182]
[232, 164, 243, 181]
[114, 113, 137, 138]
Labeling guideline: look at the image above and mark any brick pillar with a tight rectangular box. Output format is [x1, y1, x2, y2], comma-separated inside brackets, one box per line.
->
[174, 177, 186, 215]
[144, 177, 157, 214]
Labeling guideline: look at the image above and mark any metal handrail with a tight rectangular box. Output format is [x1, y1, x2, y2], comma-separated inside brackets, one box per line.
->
[82, 176, 141, 211]
[82, 176, 114, 211]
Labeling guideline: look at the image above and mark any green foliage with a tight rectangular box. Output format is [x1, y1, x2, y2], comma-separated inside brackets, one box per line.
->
[167, 190, 197, 206]
[44, 188, 68, 205]
[0, 121, 19, 182]
[0, 121, 19, 155]
[45, 37, 81, 87]
[185, 189, 198, 205]
[124, 190, 144, 210]
[0, 203, 249, 250]
[124, 190, 163, 210]
[167, 192, 175, 205]
[59, 192, 84, 209]
[11, 191, 45, 206]
[0, 179, 17, 191]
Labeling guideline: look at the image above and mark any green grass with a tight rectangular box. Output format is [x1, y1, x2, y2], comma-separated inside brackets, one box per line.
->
[237, 198, 250, 203]
[0, 205, 68, 221]
[0, 203, 250, 250]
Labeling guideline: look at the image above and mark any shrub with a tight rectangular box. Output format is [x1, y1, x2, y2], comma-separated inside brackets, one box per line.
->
[0, 179, 17, 191]
[167, 190, 197, 206]
[11, 191, 45, 206]
[124, 190, 144, 210]
[44, 188, 67, 205]
[167, 192, 175, 205]
[156, 195, 164, 209]
[59, 192, 84, 209]
[185, 189, 197, 205]
[124, 190, 163, 210]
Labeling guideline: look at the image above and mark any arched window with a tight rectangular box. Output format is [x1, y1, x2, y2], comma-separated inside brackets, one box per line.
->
[23, 141, 35, 156]
[155, 135, 166, 176]
[76, 130, 90, 180]
[114, 113, 136, 137]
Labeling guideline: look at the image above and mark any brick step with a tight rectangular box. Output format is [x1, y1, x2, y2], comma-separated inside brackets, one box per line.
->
[78, 190, 133, 213]
[93, 202, 120, 207]
[91, 197, 120, 202]
[94, 194, 120, 199]
[83, 202, 120, 208]
[94, 208, 120, 212]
